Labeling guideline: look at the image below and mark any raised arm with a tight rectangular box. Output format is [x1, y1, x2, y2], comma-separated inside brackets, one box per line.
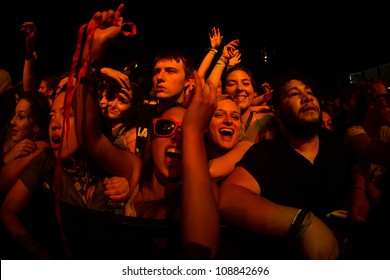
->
[251, 82, 273, 106]
[20, 22, 38, 92]
[208, 139, 254, 182]
[207, 39, 239, 90]
[181, 71, 220, 259]
[100, 67, 130, 90]
[72, 3, 141, 192]
[219, 166, 340, 259]
[197, 27, 223, 80]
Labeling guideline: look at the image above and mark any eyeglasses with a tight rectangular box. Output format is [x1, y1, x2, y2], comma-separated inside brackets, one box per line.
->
[152, 118, 182, 137]
[373, 93, 389, 100]
[372, 93, 390, 107]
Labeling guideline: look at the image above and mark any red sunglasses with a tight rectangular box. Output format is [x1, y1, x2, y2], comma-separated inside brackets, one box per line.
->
[152, 118, 182, 137]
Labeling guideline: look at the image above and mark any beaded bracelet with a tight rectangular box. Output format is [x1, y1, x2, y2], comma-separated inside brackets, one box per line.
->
[206, 48, 218, 55]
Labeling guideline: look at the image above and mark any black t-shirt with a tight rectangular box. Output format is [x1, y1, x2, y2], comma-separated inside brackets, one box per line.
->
[238, 128, 350, 217]
[225, 128, 352, 259]
[134, 103, 158, 158]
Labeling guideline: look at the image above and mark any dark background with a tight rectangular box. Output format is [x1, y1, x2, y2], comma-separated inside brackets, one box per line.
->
[1, 0, 390, 97]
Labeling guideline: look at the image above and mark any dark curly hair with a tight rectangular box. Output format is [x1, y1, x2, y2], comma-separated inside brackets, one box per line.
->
[269, 70, 320, 110]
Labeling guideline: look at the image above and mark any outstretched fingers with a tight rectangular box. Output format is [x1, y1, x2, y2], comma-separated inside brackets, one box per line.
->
[115, 3, 126, 18]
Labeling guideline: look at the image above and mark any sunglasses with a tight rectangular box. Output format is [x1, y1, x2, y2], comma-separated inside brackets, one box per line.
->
[152, 118, 182, 137]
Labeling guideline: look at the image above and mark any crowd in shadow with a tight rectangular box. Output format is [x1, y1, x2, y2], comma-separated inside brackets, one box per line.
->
[0, 3, 389, 260]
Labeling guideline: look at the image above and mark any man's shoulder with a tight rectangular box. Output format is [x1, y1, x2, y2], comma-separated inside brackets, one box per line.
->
[244, 139, 282, 156]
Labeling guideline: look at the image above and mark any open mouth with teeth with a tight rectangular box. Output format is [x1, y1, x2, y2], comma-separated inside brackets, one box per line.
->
[164, 147, 182, 168]
[219, 128, 234, 137]
[234, 94, 247, 102]
[165, 147, 182, 158]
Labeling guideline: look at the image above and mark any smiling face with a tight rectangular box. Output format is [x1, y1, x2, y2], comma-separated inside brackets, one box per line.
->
[49, 91, 79, 159]
[10, 98, 36, 142]
[207, 97, 242, 155]
[223, 69, 257, 112]
[107, 90, 132, 121]
[151, 106, 185, 183]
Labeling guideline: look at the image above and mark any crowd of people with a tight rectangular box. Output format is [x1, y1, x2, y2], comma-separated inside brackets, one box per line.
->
[0, 3, 389, 260]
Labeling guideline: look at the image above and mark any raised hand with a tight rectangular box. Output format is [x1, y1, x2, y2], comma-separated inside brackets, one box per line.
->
[86, 3, 126, 61]
[20, 22, 37, 56]
[100, 67, 130, 90]
[209, 27, 223, 50]
[221, 39, 239, 62]
[182, 71, 217, 134]
[228, 50, 241, 68]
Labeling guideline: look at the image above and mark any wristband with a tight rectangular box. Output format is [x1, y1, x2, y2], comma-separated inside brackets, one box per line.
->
[206, 48, 218, 55]
[288, 209, 312, 239]
[216, 59, 226, 67]
[208, 48, 218, 55]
